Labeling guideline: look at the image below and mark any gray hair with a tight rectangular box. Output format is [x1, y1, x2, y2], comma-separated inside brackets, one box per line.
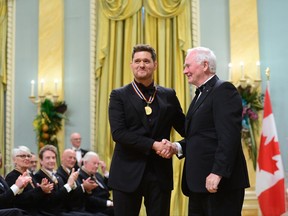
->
[82, 151, 99, 162]
[187, 47, 217, 73]
[12, 146, 31, 158]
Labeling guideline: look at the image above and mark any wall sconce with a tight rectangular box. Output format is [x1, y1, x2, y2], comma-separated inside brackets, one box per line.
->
[228, 61, 262, 89]
[29, 79, 59, 104]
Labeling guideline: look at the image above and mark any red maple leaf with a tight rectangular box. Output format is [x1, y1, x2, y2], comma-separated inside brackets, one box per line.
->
[258, 135, 280, 174]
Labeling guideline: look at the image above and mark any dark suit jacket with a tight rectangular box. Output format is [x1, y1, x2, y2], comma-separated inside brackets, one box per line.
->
[0, 176, 15, 209]
[179, 75, 250, 195]
[78, 169, 112, 213]
[34, 169, 69, 216]
[108, 83, 185, 193]
[5, 169, 44, 215]
[56, 165, 87, 212]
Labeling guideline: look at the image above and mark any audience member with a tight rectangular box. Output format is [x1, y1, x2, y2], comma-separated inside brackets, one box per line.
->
[70, 132, 88, 170]
[0, 151, 31, 215]
[56, 149, 98, 216]
[34, 145, 79, 216]
[29, 152, 38, 175]
[79, 151, 114, 216]
[5, 146, 53, 215]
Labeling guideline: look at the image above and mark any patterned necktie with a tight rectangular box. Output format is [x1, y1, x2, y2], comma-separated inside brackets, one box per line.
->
[91, 175, 104, 189]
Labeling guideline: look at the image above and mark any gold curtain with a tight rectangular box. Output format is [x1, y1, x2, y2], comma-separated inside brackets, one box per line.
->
[0, 0, 7, 176]
[95, 0, 192, 215]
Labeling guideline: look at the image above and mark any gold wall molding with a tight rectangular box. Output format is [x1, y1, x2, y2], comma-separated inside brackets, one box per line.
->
[90, 0, 96, 150]
[191, 0, 200, 48]
[5, 0, 15, 174]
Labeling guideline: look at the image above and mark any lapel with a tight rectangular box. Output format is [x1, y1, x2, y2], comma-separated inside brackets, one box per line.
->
[79, 168, 90, 180]
[151, 86, 168, 136]
[40, 168, 59, 188]
[0, 175, 9, 191]
[191, 75, 219, 115]
[185, 75, 219, 131]
[95, 173, 107, 190]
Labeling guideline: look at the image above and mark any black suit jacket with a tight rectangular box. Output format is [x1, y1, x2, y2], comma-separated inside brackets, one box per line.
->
[34, 169, 69, 215]
[5, 169, 44, 214]
[56, 165, 87, 212]
[180, 75, 250, 195]
[78, 169, 112, 213]
[0, 176, 15, 209]
[108, 83, 185, 192]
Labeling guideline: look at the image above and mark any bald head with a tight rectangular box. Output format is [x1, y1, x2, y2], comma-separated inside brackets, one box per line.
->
[61, 149, 77, 169]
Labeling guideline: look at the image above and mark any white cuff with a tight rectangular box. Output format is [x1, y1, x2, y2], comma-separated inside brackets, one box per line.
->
[107, 200, 113, 207]
[11, 184, 20, 195]
[64, 184, 72, 192]
[174, 142, 183, 157]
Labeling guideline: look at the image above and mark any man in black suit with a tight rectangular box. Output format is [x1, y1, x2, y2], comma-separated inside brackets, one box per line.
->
[56, 149, 98, 216]
[70, 132, 88, 170]
[78, 151, 114, 216]
[108, 44, 185, 216]
[34, 145, 79, 216]
[164, 47, 250, 215]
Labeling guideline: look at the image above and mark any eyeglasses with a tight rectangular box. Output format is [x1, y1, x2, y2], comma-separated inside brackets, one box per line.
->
[73, 138, 82, 141]
[16, 154, 32, 159]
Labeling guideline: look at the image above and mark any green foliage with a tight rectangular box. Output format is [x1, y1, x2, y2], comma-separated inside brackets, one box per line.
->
[33, 99, 67, 164]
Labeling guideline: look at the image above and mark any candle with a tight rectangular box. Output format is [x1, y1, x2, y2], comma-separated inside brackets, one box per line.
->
[30, 80, 35, 97]
[256, 61, 261, 79]
[40, 79, 44, 95]
[54, 79, 58, 95]
[228, 63, 232, 80]
[240, 61, 244, 79]
[265, 67, 270, 80]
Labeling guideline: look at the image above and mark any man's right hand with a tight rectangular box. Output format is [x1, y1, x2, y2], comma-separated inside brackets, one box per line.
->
[82, 177, 98, 193]
[152, 140, 177, 159]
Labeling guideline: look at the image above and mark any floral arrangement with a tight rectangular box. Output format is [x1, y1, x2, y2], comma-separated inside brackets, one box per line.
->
[237, 82, 263, 170]
[33, 99, 67, 164]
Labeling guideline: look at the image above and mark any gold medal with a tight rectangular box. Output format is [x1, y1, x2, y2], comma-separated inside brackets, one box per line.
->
[145, 105, 152, 115]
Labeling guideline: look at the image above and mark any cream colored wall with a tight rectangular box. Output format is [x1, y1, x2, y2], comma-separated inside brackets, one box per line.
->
[38, 0, 65, 154]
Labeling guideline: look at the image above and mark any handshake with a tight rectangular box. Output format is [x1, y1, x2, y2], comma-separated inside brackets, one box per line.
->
[152, 139, 178, 159]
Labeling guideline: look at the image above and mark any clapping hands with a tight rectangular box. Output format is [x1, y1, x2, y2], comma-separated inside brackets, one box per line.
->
[152, 139, 177, 159]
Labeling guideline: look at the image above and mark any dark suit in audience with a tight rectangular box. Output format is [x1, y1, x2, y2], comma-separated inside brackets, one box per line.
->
[5, 169, 45, 216]
[1, 176, 31, 216]
[34, 168, 70, 216]
[78, 164, 114, 215]
[0, 175, 15, 209]
[56, 165, 103, 216]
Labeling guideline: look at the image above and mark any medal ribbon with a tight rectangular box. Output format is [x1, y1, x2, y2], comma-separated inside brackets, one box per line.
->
[131, 81, 157, 105]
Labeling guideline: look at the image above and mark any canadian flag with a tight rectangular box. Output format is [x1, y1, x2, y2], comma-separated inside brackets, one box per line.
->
[256, 84, 286, 216]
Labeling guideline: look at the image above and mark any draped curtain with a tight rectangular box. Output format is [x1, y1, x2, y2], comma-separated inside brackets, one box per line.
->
[0, 0, 7, 176]
[94, 0, 193, 214]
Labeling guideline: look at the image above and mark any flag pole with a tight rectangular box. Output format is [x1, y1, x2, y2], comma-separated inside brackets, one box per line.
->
[265, 67, 270, 91]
